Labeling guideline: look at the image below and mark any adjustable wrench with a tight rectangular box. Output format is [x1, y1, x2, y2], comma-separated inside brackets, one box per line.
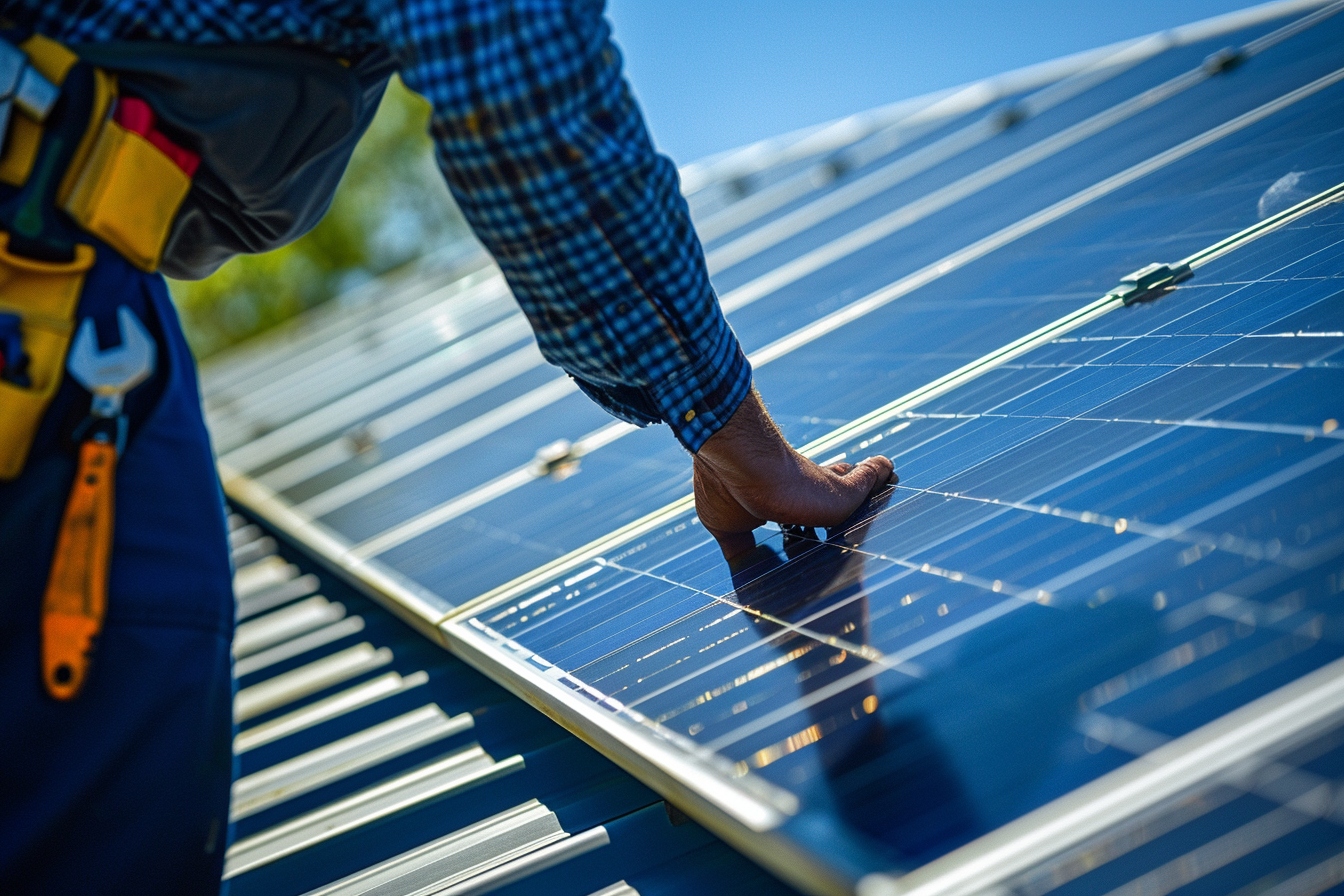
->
[42, 306, 155, 700]
[67, 306, 157, 422]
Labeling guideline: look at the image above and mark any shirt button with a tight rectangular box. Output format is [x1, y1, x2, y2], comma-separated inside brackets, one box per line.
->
[683, 410, 696, 422]
[617, 303, 630, 314]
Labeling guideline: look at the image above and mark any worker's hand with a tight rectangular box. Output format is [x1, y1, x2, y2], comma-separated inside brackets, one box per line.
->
[693, 390, 895, 560]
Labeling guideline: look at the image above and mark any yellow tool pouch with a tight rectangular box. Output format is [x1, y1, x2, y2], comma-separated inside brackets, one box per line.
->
[0, 33, 194, 480]
[61, 114, 191, 272]
[0, 238, 96, 479]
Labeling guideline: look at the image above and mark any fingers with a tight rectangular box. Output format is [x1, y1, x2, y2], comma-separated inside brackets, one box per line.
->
[840, 455, 895, 492]
[802, 455, 893, 526]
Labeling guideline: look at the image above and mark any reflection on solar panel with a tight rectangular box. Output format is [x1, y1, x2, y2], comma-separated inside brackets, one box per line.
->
[205, 2, 1344, 893]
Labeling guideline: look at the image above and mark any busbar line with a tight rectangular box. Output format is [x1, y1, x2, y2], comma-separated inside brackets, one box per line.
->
[1053, 329, 1344, 340]
[1003, 359, 1343, 371]
[220, 313, 534, 477]
[226, 278, 516, 439]
[255, 342, 544, 493]
[1031, 440, 1344, 597]
[296, 377, 578, 519]
[209, 269, 509, 454]
[280, 35, 1344, 517]
[901, 410, 1344, 442]
[894, 484, 1306, 568]
[202, 249, 494, 398]
[346, 80, 1344, 564]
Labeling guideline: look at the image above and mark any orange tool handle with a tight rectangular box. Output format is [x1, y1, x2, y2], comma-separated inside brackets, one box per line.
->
[42, 437, 116, 700]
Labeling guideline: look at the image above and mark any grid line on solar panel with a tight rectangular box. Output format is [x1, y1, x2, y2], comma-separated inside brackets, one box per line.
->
[442, 189, 1344, 887]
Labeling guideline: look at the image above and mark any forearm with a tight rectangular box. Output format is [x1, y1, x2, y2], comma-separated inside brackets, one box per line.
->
[374, 0, 751, 450]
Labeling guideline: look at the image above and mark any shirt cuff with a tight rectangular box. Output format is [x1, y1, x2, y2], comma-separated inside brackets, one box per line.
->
[655, 334, 753, 452]
[573, 336, 753, 454]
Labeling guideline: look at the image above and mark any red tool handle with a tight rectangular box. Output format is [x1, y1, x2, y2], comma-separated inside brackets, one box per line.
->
[41, 437, 116, 700]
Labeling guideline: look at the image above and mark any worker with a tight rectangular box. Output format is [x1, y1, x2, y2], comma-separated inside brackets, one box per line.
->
[0, 2, 894, 893]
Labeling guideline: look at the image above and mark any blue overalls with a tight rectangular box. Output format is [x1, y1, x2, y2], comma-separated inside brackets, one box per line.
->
[0, 85, 236, 896]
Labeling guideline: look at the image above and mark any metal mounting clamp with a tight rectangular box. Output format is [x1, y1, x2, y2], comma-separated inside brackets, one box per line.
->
[1108, 261, 1193, 306]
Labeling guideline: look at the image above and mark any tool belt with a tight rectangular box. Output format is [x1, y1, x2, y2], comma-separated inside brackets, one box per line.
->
[0, 31, 391, 700]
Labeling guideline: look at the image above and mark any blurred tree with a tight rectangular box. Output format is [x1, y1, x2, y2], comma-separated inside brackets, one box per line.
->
[169, 77, 473, 358]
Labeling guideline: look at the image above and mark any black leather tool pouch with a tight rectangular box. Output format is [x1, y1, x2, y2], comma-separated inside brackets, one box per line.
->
[74, 42, 396, 280]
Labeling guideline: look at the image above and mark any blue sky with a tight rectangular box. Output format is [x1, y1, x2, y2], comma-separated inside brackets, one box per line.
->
[605, 0, 1266, 164]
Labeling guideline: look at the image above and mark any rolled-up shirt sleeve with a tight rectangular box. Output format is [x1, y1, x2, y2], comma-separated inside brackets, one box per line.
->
[368, 0, 752, 451]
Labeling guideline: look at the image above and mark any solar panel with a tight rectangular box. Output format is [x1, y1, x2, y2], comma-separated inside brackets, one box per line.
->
[447, 185, 1344, 891]
[204, 2, 1344, 891]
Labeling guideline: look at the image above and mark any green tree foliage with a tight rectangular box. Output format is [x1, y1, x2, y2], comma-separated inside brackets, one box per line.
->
[169, 77, 472, 358]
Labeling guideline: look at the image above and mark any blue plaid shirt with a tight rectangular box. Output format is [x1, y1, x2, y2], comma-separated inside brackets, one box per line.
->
[5, 0, 752, 451]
